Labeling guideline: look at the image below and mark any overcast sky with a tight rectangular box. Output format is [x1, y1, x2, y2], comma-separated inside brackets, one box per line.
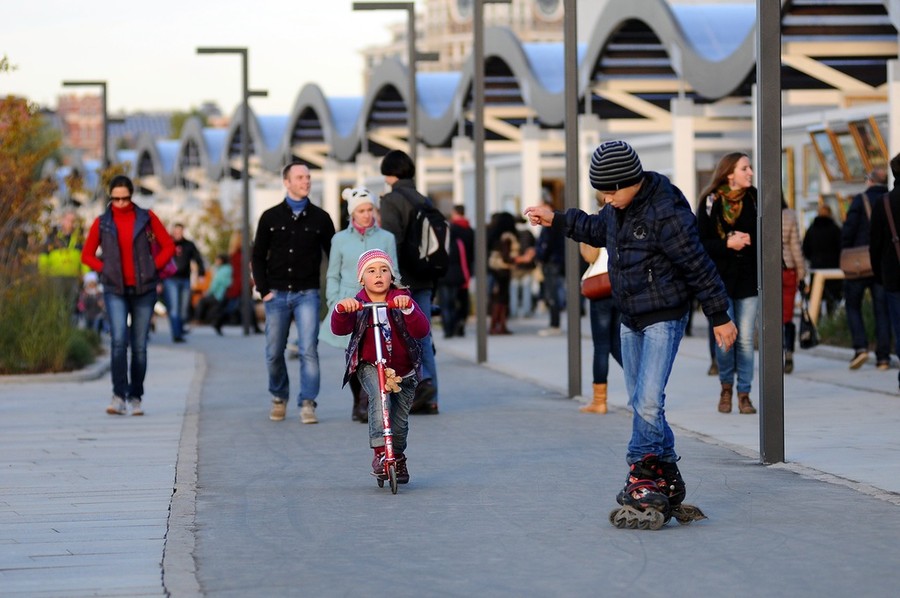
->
[0, 0, 397, 115]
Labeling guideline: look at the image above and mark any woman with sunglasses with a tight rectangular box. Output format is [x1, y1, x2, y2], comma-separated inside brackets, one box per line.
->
[82, 175, 175, 416]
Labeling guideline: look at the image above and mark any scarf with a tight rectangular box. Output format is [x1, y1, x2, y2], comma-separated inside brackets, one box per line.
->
[719, 185, 747, 227]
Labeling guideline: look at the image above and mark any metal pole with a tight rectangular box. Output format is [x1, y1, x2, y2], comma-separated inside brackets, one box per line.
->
[474, 1, 488, 363]
[564, 0, 581, 398]
[240, 50, 252, 337]
[406, 5, 417, 165]
[756, 0, 785, 464]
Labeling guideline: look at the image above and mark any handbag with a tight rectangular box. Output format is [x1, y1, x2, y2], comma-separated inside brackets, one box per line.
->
[839, 246, 873, 279]
[580, 248, 612, 300]
[148, 231, 178, 279]
[839, 194, 873, 279]
[798, 290, 819, 349]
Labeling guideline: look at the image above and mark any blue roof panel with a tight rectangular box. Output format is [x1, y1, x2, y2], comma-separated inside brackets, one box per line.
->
[417, 72, 461, 118]
[257, 115, 289, 151]
[670, 4, 756, 62]
[327, 97, 364, 138]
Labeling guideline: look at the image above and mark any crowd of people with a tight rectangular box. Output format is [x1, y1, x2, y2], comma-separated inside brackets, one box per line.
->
[57, 139, 900, 519]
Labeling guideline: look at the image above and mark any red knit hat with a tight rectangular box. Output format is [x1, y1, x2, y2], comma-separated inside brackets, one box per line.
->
[357, 248, 395, 283]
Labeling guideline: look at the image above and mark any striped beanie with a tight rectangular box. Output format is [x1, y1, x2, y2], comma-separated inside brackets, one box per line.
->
[357, 248, 395, 283]
[588, 140, 644, 192]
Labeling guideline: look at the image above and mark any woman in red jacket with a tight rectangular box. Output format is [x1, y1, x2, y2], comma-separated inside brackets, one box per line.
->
[82, 175, 174, 416]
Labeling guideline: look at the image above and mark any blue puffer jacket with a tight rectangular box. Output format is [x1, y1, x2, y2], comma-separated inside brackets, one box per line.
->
[554, 171, 730, 331]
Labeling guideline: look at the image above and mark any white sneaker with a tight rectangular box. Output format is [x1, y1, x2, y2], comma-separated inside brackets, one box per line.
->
[129, 399, 144, 416]
[537, 327, 562, 337]
[300, 400, 318, 424]
[106, 395, 126, 415]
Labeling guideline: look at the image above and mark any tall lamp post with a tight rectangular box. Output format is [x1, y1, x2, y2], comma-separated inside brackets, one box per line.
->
[474, 0, 512, 362]
[563, 0, 581, 398]
[196, 47, 259, 336]
[352, 2, 438, 165]
[61, 80, 110, 169]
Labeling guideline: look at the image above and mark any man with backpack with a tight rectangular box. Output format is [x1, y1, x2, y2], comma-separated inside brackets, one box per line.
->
[379, 149, 449, 414]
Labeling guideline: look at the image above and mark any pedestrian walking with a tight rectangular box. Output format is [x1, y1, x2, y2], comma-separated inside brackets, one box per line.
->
[81, 175, 175, 416]
[163, 223, 205, 343]
[378, 149, 440, 414]
[320, 186, 397, 422]
[697, 152, 759, 415]
[525, 139, 736, 526]
[782, 198, 806, 373]
[579, 241, 622, 414]
[251, 162, 335, 424]
[841, 168, 891, 370]
[331, 249, 430, 484]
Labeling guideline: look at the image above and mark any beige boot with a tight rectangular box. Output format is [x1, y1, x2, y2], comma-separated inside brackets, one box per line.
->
[718, 383, 733, 413]
[738, 392, 757, 414]
[580, 383, 608, 414]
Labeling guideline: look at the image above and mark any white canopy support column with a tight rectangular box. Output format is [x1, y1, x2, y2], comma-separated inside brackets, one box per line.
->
[889, 59, 900, 185]
[452, 136, 473, 209]
[322, 158, 341, 229]
[578, 114, 602, 212]
[520, 124, 542, 211]
[671, 97, 697, 209]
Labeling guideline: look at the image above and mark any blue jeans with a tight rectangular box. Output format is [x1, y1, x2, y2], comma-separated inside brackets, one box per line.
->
[509, 273, 534, 318]
[358, 363, 416, 452]
[620, 314, 687, 464]
[411, 288, 438, 403]
[589, 297, 622, 384]
[541, 262, 565, 328]
[105, 288, 157, 399]
[716, 296, 758, 394]
[163, 277, 192, 340]
[844, 278, 890, 360]
[264, 289, 320, 404]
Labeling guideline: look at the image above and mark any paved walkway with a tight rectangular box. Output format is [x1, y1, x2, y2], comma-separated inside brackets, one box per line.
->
[1, 312, 898, 596]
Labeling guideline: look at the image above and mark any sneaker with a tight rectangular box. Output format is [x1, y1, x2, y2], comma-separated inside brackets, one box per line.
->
[371, 447, 386, 479]
[106, 395, 126, 415]
[129, 398, 144, 416]
[850, 351, 869, 370]
[269, 399, 286, 421]
[537, 327, 562, 337]
[396, 454, 410, 484]
[300, 400, 318, 424]
[876, 360, 890, 371]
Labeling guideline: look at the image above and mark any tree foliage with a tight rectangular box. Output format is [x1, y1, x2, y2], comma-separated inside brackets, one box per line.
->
[0, 95, 60, 284]
[170, 109, 208, 138]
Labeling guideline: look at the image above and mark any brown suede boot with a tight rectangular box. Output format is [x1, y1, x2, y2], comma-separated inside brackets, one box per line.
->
[489, 303, 502, 335]
[580, 383, 608, 414]
[738, 392, 757, 414]
[718, 383, 733, 413]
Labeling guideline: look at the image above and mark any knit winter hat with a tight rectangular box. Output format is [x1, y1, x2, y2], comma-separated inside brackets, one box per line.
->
[342, 186, 376, 216]
[357, 248, 395, 283]
[588, 140, 644, 191]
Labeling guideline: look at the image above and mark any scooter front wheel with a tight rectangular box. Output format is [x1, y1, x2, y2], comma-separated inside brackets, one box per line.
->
[389, 464, 398, 494]
[377, 477, 384, 488]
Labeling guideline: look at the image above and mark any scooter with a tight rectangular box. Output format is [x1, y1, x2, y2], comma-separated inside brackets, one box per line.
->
[338, 300, 400, 494]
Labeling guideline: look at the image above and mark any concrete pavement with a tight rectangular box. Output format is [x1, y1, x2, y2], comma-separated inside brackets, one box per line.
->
[2, 311, 899, 596]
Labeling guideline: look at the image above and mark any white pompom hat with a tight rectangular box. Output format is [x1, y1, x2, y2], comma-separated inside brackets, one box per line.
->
[341, 186, 376, 217]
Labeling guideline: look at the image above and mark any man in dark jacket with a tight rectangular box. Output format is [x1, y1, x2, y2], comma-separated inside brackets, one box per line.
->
[379, 149, 440, 414]
[252, 162, 335, 424]
[802, 204, 842, 317]
[841, 168, 890, 370]
[163, 223, 205, 343]
[436, 205, 474, 339]
[525, 140, 735, 527]
[868, 153, 900, 389]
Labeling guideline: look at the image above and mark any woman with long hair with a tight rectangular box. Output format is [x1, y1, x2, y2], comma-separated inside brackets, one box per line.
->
[697, 152, 759, 415]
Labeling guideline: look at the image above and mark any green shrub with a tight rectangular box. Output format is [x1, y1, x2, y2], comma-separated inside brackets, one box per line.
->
[65, 328, 102, 370]
[0, 274, 93, 374]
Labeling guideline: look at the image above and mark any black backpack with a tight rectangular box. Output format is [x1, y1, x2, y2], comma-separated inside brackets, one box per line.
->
[395, 187, 451, 281]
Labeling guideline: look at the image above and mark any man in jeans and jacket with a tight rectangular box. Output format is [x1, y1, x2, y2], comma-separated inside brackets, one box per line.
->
[163, 223, 205, 343]
[252, 163, 335, 423]
[841, 168, 891, 370]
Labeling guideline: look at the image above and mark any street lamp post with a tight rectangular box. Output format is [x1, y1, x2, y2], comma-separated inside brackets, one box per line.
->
[563, 0, 581, 398]
[62, 80, 109, 169]
[352, 2, 437, 165]
[196, 47, 256, 336]
[474, 0, 512, 363]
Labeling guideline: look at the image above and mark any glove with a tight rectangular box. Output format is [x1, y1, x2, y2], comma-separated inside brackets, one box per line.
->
[383, 367, 402, 393]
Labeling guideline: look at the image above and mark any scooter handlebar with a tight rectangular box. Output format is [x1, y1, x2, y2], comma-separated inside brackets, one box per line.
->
[335, 299, 398, 313]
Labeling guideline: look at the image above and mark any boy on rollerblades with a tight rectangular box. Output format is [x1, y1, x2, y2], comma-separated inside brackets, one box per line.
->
[331, 249, 430, 486]
[525, 141, 737, 529]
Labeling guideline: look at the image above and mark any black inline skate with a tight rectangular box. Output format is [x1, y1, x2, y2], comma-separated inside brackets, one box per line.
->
[656, 459, 707, 526]
[609, 455, 670, 530]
